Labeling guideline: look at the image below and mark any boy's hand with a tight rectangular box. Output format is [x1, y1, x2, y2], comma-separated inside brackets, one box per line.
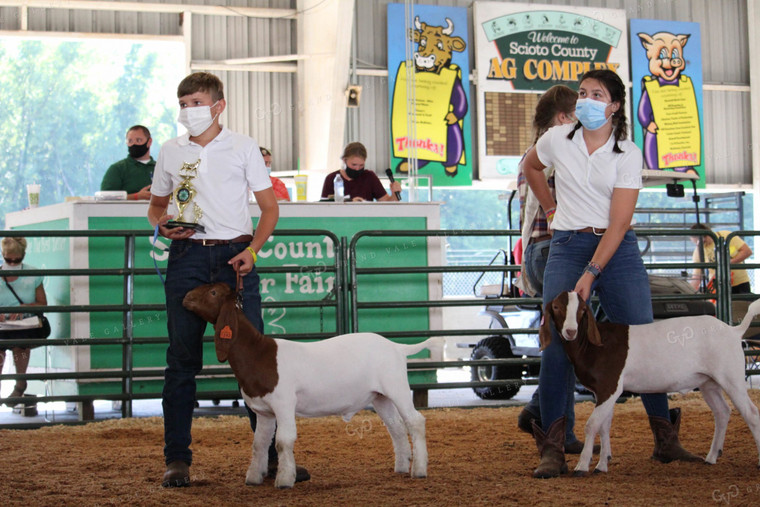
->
[229, 250, 254, 275]
[157, 214, 196, 240]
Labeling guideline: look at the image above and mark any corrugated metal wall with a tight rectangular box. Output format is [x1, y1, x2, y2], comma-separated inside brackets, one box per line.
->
[351, 0, 750, 185]
[179, 1, 298, 172]
[0, 0, 751, 183]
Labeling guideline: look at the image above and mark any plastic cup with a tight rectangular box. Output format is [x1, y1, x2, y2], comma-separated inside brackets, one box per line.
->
[27, 184, 40, 208]
[294, 175, 308, 202]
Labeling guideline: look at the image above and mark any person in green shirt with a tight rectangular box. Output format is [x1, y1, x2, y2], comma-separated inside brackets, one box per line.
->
[100, 125, 156, 200]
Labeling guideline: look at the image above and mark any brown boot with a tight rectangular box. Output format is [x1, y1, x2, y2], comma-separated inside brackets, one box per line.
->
[532, 417, 568, 478]
[518, 407, 540, 435]
[162, 460, 190, 488]
[649, 408, 704, 463]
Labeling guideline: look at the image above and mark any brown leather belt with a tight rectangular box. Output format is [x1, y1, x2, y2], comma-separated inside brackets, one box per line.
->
[577, 227, 607, 235]
[189, 234, 253, 246]
[528, 234, 552, 244]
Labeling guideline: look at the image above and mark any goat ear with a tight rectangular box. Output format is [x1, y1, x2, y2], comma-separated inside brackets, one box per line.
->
[582, 306, 603, 346]
[214, 300, 239, 362]
[539, 303, 553, 350]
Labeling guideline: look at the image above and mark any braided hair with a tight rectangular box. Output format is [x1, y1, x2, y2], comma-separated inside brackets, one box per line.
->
[567, 69, 628, 153]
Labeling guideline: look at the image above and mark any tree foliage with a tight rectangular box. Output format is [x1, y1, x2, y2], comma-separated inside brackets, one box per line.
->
[0, 39, 180, 227]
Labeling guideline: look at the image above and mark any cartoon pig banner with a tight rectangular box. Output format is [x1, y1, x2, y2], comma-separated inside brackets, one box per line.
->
[630, 19, 704, 184]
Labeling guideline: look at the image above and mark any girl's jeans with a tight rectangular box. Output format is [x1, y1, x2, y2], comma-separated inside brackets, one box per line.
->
[538, 229, 669, 432]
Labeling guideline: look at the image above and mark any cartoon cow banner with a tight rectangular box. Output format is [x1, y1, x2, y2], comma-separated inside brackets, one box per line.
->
[387, 3, 472, 186]
[630, 19, 704, 185]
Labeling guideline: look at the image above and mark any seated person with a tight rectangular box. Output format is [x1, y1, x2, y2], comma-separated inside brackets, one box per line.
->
[0, 237, 47, 404]
[320, 142, 401, 202]
[689, 223, 753, 294]
[101, 125, 155, 200]
[260, 147, 290, 202]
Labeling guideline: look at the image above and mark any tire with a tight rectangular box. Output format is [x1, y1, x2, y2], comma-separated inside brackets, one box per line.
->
[470, 336, 522, 400]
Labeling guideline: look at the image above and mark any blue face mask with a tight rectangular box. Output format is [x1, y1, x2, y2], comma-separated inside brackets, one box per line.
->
[575, 98, 611, 131]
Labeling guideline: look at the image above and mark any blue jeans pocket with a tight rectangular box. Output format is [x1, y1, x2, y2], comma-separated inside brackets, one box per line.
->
[551, 231, 574, 247]
[168, 240, 193, 261]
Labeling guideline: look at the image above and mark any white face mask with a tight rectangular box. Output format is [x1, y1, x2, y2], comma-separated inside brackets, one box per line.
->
[177, 101, 219, 137]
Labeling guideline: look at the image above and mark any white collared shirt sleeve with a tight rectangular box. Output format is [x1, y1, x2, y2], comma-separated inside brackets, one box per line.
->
[613, 145, 644, 189]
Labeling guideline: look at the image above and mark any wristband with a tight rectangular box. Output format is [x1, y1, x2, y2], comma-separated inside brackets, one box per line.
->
[545, 207, 556, 219]
[583, 261, 602, 279]
[246, 246, 257, 263]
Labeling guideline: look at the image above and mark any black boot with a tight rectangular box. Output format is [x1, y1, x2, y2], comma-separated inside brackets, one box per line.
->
[265, 441, 311, 482]
[649, 408, 704, 463]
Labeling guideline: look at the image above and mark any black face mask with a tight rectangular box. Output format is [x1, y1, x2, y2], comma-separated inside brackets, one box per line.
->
[345, 168, 364, 179]
[128, 141, 150, 159]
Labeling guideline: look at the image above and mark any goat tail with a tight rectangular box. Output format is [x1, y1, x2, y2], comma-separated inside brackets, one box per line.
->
[734, 298, 760, 337]
[401, 336, 446, 358]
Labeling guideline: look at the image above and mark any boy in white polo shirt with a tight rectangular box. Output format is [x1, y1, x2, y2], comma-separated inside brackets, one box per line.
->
[148, 72, 307, 487]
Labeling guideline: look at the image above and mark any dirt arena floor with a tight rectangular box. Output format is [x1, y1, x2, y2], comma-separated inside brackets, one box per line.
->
[2, 391, 760, 506]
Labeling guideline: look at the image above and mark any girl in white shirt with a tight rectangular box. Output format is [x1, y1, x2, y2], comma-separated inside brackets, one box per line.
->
[522, 69, 702, 478]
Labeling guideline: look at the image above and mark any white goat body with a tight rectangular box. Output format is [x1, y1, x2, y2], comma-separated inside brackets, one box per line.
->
[542, 291, 760, 475]
[183, 282, 439, 488]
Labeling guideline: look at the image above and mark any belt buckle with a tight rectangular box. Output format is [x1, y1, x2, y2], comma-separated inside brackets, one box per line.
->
[201, 239, 212, 246]
[592, 227, 604, 236]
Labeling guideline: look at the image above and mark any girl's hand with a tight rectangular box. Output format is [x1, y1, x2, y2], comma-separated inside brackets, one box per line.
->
[574, 273, 594, 302]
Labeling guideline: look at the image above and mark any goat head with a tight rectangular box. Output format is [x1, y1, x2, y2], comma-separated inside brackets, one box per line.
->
[540, 291, 602, 348]
[182, 282, 239, 362]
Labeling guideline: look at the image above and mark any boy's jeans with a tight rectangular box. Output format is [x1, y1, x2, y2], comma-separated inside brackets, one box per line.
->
[162, 240, 263, 465]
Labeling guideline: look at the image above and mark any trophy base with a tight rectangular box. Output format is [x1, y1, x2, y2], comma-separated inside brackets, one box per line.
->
[166, 221, 206, 234]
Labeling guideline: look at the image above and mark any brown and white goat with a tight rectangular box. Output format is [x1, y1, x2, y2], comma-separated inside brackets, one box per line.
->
[541, 291, 760, 475]
[183, 282, 442, 489]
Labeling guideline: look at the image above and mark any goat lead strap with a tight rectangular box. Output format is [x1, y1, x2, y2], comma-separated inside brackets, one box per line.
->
[235, 271, 244, 310]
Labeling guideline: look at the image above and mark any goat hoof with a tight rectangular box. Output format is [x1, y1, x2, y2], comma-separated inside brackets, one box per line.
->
[592, 468, 606, 475]
[572, 470, 588, 478]
[276, 484, 293, 490]
[245, 472, 265, 486]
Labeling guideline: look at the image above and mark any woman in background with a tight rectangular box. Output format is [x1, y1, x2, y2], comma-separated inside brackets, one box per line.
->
[260, 147, 291, 202]
[0, 237, 47, 404]
[320, 142, 401, 202]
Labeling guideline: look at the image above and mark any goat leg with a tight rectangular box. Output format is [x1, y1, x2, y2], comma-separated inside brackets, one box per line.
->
[273, 415, 298, 489]
[575, 397, 617, 476]
[246, 414, 276, 485]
